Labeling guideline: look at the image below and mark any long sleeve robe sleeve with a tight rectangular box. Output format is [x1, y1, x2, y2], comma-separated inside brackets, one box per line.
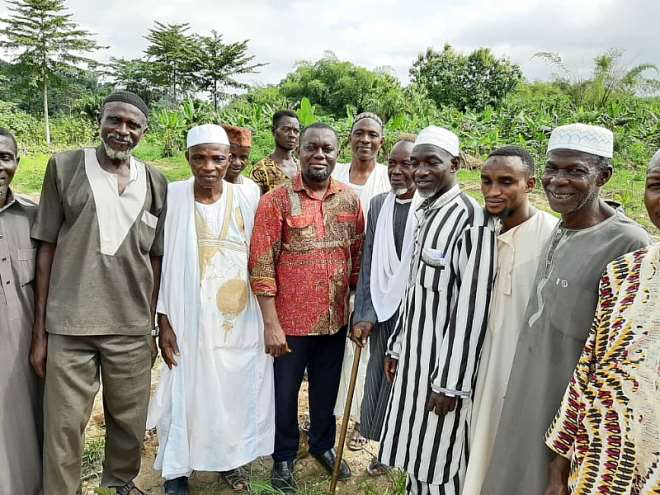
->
[545, 273, 609, 458]
[430, 225, 496, 398]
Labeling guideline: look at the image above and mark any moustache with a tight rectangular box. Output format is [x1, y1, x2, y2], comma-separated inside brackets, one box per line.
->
[106, 133, 135, 148]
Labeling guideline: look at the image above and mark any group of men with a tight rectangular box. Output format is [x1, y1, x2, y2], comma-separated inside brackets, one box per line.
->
[1, 88, 658, 495]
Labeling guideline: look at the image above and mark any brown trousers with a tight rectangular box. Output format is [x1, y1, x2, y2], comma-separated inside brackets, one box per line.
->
[43, 333, 152, 495]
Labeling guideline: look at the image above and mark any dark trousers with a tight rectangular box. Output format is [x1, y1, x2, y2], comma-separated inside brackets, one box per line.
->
[272, 327, 347, 462]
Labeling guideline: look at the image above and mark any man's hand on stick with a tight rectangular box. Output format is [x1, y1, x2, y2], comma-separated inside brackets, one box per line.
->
[350, 321, 374, 348]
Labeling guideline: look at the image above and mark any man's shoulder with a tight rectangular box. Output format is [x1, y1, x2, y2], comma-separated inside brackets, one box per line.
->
[607, 212, 651, 246]
[50, 148, 85, 170]
[258, 181, 290, 209]
[144, 162, 168, 185]
[233, 178, 260, 207]
[457, 191, 492, 228]
[333, 179, 361, 204]
[15, 194, 37, 208]
[253, 156, 276, 170]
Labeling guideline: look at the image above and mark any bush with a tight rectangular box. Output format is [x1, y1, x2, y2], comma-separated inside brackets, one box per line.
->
[50, 116, 97, 146]
[0, 100, 43, 148]
[280, 56, 408, 121]
[410, 44, 522, 112]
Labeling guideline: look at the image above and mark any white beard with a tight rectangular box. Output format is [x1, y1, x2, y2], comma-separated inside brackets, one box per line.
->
[103, 142, 133, 161]
[392, 187, 409, 197]
[417, 188, 436, 198]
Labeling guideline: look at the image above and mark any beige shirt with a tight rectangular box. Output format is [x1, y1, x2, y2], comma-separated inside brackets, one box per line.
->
[31, 148, 168, 336]
[464, 210, 557, 495]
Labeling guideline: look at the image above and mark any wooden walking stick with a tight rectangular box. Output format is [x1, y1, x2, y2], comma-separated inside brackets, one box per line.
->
[329, 340, 362, 495]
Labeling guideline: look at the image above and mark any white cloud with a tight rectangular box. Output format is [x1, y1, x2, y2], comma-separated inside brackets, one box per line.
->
[59, 0, 660, 87]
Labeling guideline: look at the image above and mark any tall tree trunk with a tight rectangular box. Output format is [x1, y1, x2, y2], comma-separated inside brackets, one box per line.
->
[43, 78, 50, 145]
[214, 79, 218, 111]
[173, 70, 177, 103]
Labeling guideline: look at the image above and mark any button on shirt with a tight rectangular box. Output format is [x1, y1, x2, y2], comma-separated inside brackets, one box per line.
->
[0, 191, 37, 324]
[249, 174, 364, 336]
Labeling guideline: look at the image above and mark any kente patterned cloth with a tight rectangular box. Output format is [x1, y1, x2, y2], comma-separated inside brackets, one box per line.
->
[250, 156, 299, 195]
[545, 243, 660, 495]
[248, 174, 364, 336]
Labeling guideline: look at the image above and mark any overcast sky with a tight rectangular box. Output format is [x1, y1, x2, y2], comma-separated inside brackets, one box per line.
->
[60, 0, 660, 87]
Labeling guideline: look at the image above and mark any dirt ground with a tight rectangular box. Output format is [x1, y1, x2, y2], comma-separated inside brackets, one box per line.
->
[81, 362, 402, 495]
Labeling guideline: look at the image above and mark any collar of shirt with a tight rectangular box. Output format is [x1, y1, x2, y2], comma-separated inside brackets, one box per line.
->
[94, 149, 139, 185]
[0, 188, 31, 214]
[416, 184, 461, 221]
[292, 173, 344, 201]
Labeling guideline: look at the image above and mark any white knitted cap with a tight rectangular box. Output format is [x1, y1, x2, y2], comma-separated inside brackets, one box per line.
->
[547, 123, 613, 158]
[414, 126, 460, 157]
[186, 124, 229, 149]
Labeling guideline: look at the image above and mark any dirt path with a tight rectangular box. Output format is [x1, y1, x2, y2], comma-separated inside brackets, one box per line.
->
[81, 363, 402, 495]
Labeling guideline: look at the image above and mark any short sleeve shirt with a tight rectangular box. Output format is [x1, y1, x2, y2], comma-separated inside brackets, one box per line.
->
[31, 148, 168, 336]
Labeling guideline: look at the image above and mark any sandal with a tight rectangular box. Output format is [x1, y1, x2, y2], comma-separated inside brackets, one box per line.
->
[220, 467, 249, 492]
[367, 459, 390, 477]
[115, 482, 145, 495]
[347, 427, 368, 451]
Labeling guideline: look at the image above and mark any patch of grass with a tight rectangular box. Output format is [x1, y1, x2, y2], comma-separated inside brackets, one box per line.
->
[14, 152, 51, 194]
[81, 436, 105, 483]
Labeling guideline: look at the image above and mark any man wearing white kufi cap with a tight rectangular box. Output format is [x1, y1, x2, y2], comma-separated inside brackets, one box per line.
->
[148, 124, 274, 494]
[378, 126, 497, 495]
[481, 123, 650, 495]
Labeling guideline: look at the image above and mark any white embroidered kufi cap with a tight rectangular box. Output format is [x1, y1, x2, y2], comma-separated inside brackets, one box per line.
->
[547, 123, 613, 158]
[186, 124, 230, 149]
[414, 126, 460, 157]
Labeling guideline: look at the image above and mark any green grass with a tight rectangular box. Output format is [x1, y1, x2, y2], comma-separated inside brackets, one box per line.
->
[81, 436, 105, 484]
[12, 151, 655, 231]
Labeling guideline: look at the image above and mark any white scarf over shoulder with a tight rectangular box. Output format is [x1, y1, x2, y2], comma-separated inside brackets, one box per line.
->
[147, 178, 256, 468]
[370, 192, 421, 322]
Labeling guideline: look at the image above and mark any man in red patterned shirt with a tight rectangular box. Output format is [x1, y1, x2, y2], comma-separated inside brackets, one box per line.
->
[249, 122, 364, 492]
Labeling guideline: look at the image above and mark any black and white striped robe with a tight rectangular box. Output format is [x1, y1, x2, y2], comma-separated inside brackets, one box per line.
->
[378, 185, 496, 492]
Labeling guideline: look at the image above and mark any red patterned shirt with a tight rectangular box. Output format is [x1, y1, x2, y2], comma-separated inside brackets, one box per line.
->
[249, 174, 364, 336]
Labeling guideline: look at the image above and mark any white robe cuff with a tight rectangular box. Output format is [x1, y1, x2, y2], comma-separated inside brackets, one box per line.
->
[431, 384, 470, 399]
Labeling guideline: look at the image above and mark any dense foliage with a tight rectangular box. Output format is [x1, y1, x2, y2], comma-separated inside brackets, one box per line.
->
[0, 0, 104, 143]
[0, 0, 658, 172]
[410, 44, 522, 112]
[279, 54, 407, 122]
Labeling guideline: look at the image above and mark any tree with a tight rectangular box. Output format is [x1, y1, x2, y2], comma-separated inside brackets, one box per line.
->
[144, 21, 200, 103]
[410, 44, 522, 112]
[0, 0, 103, 143]
[108, 57, 166, 106]
[195, 31, 265, 111]
[534, 49, 659, 109]
[280, 56, 408, 121]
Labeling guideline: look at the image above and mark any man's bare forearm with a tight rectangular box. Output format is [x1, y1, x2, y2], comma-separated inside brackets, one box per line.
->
[257, 295, 280, 326]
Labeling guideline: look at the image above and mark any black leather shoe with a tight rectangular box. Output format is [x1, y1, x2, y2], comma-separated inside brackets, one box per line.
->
[163, 476, 189, 495]
[271, 460, 296, 493]
[311, 448, 352, 480]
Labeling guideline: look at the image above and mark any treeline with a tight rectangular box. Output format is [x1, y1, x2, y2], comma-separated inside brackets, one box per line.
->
[0, 0, 659, 170]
